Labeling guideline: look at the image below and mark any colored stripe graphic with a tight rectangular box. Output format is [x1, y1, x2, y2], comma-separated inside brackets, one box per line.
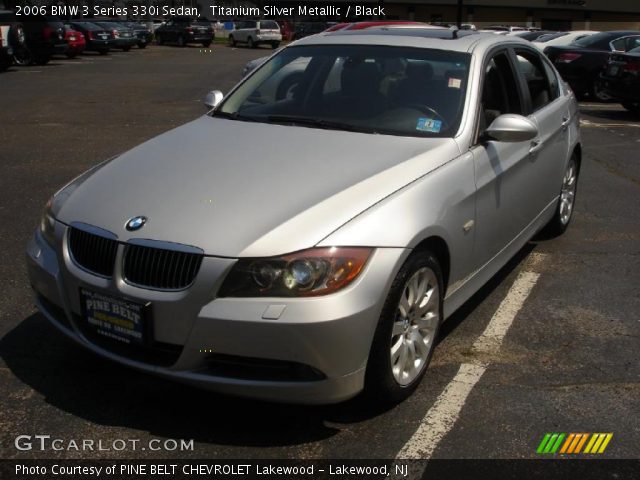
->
[538, 433, 613, 454]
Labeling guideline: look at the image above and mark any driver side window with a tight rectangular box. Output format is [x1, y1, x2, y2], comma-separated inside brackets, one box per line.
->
[478, 52, 523, 139]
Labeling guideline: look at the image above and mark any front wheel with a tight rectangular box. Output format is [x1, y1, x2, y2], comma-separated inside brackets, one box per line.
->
[202, 41, 211, 48]
[98, 49, 109, 55]
[271, 41, 280, 49]
[228, 35, 235, 47]
[122, 46, 131, 52]
[247, 36, 255, 48]
[543, 154, 579, 237]
[13, 46, 33, 66]
[177, 35, 186, 47]
[156, 34, 164, 45]
[365, 250, 443, 404]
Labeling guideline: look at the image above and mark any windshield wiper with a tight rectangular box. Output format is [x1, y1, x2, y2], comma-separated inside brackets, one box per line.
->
[210, 111, 261, 122]
[263, 115, 379, 134]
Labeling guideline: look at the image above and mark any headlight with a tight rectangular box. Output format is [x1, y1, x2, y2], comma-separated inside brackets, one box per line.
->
[218, 247, 373, 297]
[39, 197, 56, 246]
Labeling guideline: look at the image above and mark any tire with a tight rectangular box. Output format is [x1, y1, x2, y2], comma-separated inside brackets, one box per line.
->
[66, 52, 77, 59]
[137, 42, 147, 49]
[156, 34, 164, 45]
[202, 41, 211, 48]
[247, 36, 255, 48]
[177, 35, 185, 47]
[228, 35, 235, 47]
[364, 250, 443, 404]
[542, 154, 579, 237]
[122, 46, 131, 52]
[275, 72, 303, 100]
[622, 101, 640, 115]
[591, 77, 611, 102]
[271, 41, 280, 49]
[13, 46, 33, 66]
[98, 49, 109, 55]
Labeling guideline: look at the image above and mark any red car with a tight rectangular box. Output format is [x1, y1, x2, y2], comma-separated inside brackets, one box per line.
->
[64, 26, 85, 58]
[276, 20, 293, 41]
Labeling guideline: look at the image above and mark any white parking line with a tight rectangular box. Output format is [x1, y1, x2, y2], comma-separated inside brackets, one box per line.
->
[396, 267, 542, 462]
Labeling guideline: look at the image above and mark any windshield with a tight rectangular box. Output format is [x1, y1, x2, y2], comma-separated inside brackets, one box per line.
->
[215, 45, 471, 137]
[537, 32, 567, 42]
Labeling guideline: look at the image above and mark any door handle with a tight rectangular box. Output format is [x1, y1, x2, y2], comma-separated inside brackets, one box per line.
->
[529, 139, 543, 155]
[561, 116, 570, 130]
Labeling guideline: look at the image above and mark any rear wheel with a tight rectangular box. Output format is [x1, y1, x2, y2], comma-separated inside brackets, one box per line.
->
[543, 154, 579, 237]
[247, 36, 255, 48]
[66, 52, 77, 59]
[365, 250, 443, 404]
[137, 42, 147, 49]
[228, 35, 235, 47]
[156, 34, 164, 45]
[177, 35, 186, 47]
[98, 49, 109, 55]
[202, 41, 211, 48]
[122, 46, 131, 52]
[0, 57, 10, 72]
[271, 41, 280, 49]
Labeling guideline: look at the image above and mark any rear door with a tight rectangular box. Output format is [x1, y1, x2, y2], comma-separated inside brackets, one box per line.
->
[511, 46, 570, 212]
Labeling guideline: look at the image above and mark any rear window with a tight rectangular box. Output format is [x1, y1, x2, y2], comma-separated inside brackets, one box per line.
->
[260, 21, 279, 30]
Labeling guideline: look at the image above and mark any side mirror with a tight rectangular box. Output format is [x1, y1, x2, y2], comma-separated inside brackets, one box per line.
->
[485, 114, 538, 142]
[204, 90, 224, 110]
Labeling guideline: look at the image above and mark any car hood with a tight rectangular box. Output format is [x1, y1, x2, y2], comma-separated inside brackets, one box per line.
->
[57, 116, 460, 257]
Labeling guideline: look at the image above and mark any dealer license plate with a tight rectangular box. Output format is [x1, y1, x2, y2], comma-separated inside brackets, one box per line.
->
[80, 288, 147, 345]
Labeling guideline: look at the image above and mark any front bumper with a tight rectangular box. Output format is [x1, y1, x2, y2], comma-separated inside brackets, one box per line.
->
[26, 223, 408, 404]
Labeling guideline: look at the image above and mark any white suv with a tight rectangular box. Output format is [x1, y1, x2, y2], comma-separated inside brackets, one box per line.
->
[229, 20, 281, 49]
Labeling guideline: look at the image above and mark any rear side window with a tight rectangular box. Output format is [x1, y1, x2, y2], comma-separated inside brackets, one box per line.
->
[514, 49, 558, 111]
[259, 21, 279, 30]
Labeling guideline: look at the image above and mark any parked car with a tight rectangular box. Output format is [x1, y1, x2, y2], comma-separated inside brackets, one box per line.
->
[510, 30, 555, 42]
[292, 22, 331, 40]
[484, 25, 527, 34]
[0, 10, 23, 71]
[325, 21, 431, 33]
[28, 29, 581, 405]
[544, 30, 640, 100]
[600, 46, 640, 114]
[276, 19, 293, 41]
[122, 21, 153, 49]
[0, 10, 26, 71]
[228, 19, 281, 48]
[63, 25, 86, 58]
[68, 22, 112, 55]
[10, 14, 67, 65]
[155, 16, 213, 47]
[92, 21, 137, 51]
[532, 30, 599, 50]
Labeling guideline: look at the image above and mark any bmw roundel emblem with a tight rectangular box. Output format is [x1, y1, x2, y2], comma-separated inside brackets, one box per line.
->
[125, 216, 147, 231]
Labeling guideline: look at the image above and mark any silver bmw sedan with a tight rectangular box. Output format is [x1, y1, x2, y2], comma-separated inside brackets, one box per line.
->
[27, 28, 581, 404]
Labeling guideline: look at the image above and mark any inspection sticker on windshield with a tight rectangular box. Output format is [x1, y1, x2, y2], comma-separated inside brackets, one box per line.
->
[416, 118, 442, 133]
[448, 78, 462, 89]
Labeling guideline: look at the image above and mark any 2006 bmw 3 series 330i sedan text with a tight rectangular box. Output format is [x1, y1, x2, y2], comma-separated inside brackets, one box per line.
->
[27, 28, 581, 404]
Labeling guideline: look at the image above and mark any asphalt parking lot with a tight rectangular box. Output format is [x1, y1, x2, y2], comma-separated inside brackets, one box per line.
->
[0, 45, 639, 462]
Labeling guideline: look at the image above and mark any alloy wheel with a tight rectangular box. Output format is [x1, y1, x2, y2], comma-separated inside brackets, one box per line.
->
[390, 267, 440, 386]
[560, 158, 577, 225]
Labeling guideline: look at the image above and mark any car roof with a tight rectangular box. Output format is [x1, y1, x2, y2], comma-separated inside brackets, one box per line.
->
[292, 27, 530, 53]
